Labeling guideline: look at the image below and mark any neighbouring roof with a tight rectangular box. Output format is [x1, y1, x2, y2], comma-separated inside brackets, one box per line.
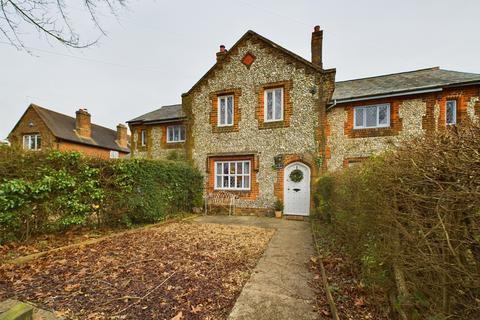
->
[333, 67, 480, 103]
[127, 104, 185, 124]
[30, 104, 130, 153]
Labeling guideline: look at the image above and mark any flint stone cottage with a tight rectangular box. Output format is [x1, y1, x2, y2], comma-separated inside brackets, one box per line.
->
[128, 26, 480, 217]
[9, 104, 130, 159]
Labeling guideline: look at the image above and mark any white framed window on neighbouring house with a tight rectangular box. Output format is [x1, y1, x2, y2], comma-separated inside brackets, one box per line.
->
[218, 95, 234, 126]
[264, 87, 283, 122]
[446, 100, 457, 125]
[23, 134, 41, 150]
[353, 103, 390, 129]
[214, 160, 251, 190]
[167, 125, 186, 143]
[140, 129, 147, 147]
[110, 150, 119, 159]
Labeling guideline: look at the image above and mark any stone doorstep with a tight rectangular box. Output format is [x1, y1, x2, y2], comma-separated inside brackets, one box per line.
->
[284, 215, 307, 221]
[0, 300, 61, 320]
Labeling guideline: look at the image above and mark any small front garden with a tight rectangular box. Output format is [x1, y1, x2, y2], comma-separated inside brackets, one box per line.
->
[0, 221, 274, 319]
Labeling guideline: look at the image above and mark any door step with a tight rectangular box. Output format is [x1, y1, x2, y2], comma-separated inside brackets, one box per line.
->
[284, 215, 307, 221]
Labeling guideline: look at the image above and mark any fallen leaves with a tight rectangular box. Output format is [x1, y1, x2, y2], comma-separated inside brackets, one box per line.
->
[0, 222, 274, 319]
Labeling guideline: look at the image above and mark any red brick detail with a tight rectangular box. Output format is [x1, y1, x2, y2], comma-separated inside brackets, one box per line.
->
[344, 98, 402, 138]
[241, 52, 256, 69]
[209, 88, 242, 133]
[256, 80, 293, 129]
[422, 93, 438, 134]
[206, 155, 259, 200]
[342, 157, 369, 168]
[161, 122, 186, 149]
[273, 154, 317, 207]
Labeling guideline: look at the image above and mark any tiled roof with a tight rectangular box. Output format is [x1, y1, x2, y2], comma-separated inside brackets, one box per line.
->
[32, 104, 130, 153]
[333, 67, 480, 102]
[127, 104, 185, 123]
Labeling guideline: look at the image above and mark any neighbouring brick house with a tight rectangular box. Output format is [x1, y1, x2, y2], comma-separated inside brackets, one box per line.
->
[128, 26, 480, 216]
[9, 104, 130, 159]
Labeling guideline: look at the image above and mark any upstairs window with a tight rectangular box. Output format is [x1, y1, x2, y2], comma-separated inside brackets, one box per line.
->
[446, 100, 457, 125]
[218, 95, 234, 126]
[264, 87, 283, 122]
[214, 160, 251, 190]
[23, 134, 41, 150]
[140, 129, 147, 147]
[354, 104, 390, 129]
[110, 150, 119, 159]
[167, 125, 186, 143]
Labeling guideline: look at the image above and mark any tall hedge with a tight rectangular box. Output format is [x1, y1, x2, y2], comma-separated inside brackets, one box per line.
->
[314, 124, 480, 319]
[0, 147, 203, 243]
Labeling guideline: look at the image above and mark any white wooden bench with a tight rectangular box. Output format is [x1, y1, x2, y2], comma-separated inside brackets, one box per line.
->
[204, 191, 238, 215]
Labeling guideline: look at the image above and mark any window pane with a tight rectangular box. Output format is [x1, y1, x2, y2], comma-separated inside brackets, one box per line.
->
[236, 176, 243, 188]
[229, 176, 235, 188]
[230, 162, 236, 174]
[237, 162, 243, 174]
[223, 176, 229, 188]
[365, 106, 377, 127]
[227, 96, 233, 125]
[223, 163, 229, 174]
[36, 135, 41, 150]
[174, 127, 179, 141]
[219, 98, 226, 125]
[244, 176, 250, 189]
[216, 162, 222, 174]
[244, 162, 250, 174]
[378, 105, 389, 125]
[216, 175, 222, 188]
[23, 136, 29, 149]
[180, 126, 185, 141]
[266, 91, 273, 120]
[274, 89, 282, 120]
[30, 136, 35, 150]
[446, 101, 456, 124]
[355, 108, 364, 127]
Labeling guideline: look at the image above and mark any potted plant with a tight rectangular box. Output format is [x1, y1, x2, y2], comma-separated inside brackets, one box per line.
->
[274, 199, 284, 218]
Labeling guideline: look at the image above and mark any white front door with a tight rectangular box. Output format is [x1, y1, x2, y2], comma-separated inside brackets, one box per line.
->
[283, 162, 310, 216]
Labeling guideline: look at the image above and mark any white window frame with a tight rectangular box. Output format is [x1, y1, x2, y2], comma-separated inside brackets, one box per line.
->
[353, 103, 391, 129]
[166, 125, 186, 143]
[140, 129, 147, 147]
[264, 87, 284, 122]
[23, 134, 41, 151]
[110, 150, 119, 159]
[217, 95, 234, 127]
[214, 160, 251, 191]
[445, 100, 457, 125]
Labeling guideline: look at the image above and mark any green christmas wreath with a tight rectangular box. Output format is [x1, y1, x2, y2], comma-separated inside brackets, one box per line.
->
[289, 169, 304, 183]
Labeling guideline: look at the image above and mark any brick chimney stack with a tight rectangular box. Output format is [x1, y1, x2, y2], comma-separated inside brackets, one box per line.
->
[75, 108, 91, 138]
[216, 45, 227, 62]
[311, 25, 323, 68]
[116, 124, 128, 148]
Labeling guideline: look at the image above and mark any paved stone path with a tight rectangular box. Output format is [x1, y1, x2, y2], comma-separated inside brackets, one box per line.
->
[194, 216, 319, 320]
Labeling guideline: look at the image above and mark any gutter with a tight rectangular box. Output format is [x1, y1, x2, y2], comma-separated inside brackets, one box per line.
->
[126, 117, 186, 125]
[331, 87, 443, 105]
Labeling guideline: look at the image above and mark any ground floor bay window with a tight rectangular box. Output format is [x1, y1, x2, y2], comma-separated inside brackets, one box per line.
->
[214, 160, 251, 190]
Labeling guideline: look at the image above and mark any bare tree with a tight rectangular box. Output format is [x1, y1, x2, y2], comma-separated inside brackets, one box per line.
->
[0, 0, 126, 50]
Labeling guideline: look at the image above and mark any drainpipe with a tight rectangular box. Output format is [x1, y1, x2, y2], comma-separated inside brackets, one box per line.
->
[326, 99, 337, 111]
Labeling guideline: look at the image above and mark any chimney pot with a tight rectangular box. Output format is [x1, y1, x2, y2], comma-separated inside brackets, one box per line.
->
[220, 45, 226, 53]
[216, 45, 227, 62]
[75, 108, 91, 138]
[314, 25, 320, 32]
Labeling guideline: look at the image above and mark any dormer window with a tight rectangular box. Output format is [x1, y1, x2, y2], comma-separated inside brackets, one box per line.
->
[218, 95, 234, 126]
[353, 104, 390, 129]
[264, 87, 283, 122]
[446, 100, 457, 125]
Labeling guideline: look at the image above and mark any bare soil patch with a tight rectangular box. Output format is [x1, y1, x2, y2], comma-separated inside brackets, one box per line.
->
[0, 222, 274, 319]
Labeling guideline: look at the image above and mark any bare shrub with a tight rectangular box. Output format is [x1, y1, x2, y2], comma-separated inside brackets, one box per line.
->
[316, 123, 480, 319]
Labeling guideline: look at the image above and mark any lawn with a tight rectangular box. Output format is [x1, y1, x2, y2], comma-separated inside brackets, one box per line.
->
[0, 222, 274, 319]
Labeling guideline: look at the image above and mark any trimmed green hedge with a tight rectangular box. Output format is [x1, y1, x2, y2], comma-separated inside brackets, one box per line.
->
[0, 147, 203, 243]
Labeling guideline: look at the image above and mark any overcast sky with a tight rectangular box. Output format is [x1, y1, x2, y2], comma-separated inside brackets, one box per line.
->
[1, 0, 479, 140]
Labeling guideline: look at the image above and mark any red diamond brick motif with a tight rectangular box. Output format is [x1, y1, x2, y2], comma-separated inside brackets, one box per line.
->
[241, 53, 255, 68]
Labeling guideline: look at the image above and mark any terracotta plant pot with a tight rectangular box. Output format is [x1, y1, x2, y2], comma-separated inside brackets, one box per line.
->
[275, 210, 282, 218]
